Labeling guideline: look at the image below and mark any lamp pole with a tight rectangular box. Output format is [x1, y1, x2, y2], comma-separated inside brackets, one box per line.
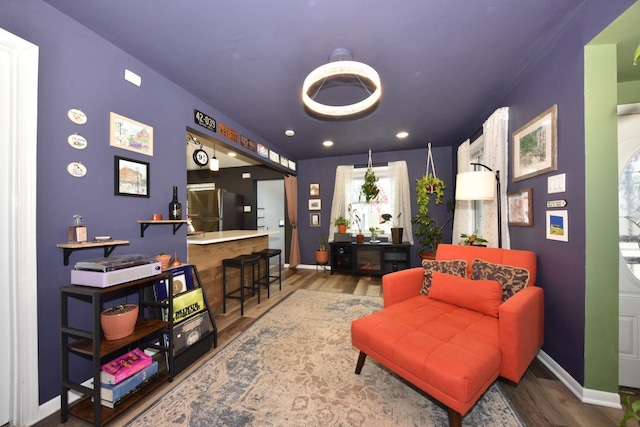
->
[470, 163, 502, 248]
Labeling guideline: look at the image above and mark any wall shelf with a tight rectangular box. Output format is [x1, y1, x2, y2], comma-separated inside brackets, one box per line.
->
[137, 220, 188, 237]
[57, 240, 130, 266]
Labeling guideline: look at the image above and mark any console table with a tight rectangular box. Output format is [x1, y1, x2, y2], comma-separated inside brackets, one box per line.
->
[330, 242, 411, 276]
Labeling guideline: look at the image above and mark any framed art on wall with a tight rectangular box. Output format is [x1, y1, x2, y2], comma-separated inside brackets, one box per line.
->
[308, 199, 321, 211]
[110, 112, 154, 156]
[512, 104, 557, 182]
[310, 213, 321, 227]
[309, 183, 320, 197]
[546, 210, 568, 242]
[507, 188, 533, 226]
[114, 155, 150, 197]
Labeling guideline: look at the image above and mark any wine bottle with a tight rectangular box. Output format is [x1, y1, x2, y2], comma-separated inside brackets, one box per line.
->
[169, 186, 182, 220]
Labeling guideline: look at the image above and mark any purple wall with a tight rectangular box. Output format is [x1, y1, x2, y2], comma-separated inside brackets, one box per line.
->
[297, 146, 454, 266]
[0, 1, 295, 403]
[498, 2, 635, 384]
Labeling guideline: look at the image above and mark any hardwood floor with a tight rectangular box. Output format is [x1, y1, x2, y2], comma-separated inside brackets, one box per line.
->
[37, 268, 632, 427]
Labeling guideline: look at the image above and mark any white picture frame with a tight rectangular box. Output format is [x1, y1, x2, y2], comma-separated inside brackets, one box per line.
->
[546, 210, 568, 242]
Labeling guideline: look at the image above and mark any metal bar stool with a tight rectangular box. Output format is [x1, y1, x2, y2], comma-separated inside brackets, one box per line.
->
[222, 254, 261, 316]
[252, 248, 282, 299]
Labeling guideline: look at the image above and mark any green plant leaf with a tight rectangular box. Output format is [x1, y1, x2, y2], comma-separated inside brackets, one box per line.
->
[635, 43, 640, 66]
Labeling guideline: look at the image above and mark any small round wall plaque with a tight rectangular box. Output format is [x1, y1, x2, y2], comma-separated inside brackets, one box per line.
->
[67, 134, 88, 149]
[193, 148, 209, 166]
[67, 108, 87, 124]
[66, 162, 87, 178]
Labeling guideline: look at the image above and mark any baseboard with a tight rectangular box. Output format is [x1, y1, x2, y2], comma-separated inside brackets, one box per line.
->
[537, 350, 622, 409]
[27, 390, 84, 426]
[287, 263, 331, 271]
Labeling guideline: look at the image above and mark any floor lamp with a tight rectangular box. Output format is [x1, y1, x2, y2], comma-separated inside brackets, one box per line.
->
[455, 163, 502, 248]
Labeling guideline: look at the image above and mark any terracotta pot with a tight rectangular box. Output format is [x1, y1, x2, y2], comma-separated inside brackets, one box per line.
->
[356, 234, 365, 243]
[337, 225, 347, 234]
[315, 250, 329, 265]
[390, 228, 403, 244]
[419, 251, 436, 260]
[156, 254, 172, 269]
[101, 304, 139, 340]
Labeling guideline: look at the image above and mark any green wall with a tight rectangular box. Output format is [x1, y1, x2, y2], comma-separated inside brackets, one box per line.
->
[584, 43, 620, 392]
[619, 80, 640, 104]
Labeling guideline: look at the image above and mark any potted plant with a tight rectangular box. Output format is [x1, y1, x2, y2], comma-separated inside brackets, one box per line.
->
[412, 173, 453, 258]
[348, 204, 365, 243]
[360, 167, 380, 203]
[381, 213, 403, 244]
[333, 216, 351, 234]
[460, 233, 489, 246]
[100, 303, 139, 340]
[156, 252, 172, 270]
[315, 233, 329, 265]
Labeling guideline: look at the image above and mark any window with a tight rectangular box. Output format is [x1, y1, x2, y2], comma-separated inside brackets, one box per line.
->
[469, 135, 485, 235]
[346, 166, 394, 235]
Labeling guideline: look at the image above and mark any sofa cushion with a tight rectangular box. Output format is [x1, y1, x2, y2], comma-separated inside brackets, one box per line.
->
[471, 258, 530, 302]
[429, 271, 503, 317]
[420, 259, 467, 295]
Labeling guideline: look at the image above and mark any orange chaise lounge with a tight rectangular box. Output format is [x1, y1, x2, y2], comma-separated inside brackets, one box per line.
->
[351, 244, 543, 427]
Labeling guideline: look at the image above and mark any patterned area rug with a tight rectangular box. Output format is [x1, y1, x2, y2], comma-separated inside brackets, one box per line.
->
[129, 289, 524, 426]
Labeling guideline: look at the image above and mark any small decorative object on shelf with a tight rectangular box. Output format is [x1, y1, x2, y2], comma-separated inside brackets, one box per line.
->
[68, 214, 88, 243]
[100, 303, 139, 340]
[169, 186, 182, 220]
[156, 252, 172, 269]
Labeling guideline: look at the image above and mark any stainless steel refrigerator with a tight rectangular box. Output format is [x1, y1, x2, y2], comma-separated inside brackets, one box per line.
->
[187, 184, 244, 232]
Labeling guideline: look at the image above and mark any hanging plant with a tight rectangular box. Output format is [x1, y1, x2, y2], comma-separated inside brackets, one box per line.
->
[415, 174, 446, 216]
[360, 148, 380, 203]
[361, 167, 380, 203]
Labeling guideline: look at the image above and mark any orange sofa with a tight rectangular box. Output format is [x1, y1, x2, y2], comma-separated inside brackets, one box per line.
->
[351, 244, 543, 427]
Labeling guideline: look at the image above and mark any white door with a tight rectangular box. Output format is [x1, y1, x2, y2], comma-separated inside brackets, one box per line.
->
[257, 180, 285, 257]
[618, 104, 640, 388]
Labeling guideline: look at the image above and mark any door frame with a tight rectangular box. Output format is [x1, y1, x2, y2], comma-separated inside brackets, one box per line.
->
[0, 27, 40, 425]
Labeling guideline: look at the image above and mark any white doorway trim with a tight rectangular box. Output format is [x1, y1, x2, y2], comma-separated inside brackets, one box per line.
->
[0, 27, 40, 426]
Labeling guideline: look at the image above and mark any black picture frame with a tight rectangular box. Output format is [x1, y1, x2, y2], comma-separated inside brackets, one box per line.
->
[114, 155, 150, 197]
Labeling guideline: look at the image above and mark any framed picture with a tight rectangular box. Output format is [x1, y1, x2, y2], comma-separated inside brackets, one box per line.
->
[114, 155, 150, 197]
[507, 188, 533, 226]
[546, 210, 568, 242]
[308, 199, 321, 211]
[110, 112, 154, 156]
[309, 183, 320, 197]
[310, 213, 321, 227]
[512, 104, 557, 182]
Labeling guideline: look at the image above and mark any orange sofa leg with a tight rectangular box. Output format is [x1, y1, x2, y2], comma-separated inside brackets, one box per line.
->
[355, 351, 367, 374]
[447, 407, 462, 427]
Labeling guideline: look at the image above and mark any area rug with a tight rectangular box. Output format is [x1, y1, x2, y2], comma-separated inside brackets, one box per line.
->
[128, 289, 524, 426]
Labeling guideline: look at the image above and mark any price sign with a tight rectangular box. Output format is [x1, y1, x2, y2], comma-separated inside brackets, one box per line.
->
[240, 135, 257, 151]
[219, 123, 238, 143]
[194, 109, 216, 132]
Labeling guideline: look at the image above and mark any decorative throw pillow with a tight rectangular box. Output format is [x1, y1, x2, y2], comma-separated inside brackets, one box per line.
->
[429, 271, 503, 317]
[420, 259, 467, 295]
[471, 258, 530, 302]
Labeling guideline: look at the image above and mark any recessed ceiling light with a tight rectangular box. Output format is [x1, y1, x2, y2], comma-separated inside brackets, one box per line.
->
[285, 129, 295, 137]
[323, 140, 334, 147]
[228, 152, 237, 157]
[396, 131, 409, 139]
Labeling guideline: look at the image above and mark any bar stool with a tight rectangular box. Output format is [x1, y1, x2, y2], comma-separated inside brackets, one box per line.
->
[222, 254, 261, 316]
[252, 248, 282, 298]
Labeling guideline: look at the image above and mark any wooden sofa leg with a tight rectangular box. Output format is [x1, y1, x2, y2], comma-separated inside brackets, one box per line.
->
[447, 407, 462, 427]
[355, 351, 367, 374]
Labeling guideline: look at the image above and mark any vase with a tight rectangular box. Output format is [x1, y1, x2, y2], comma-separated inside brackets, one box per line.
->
[100, 304, 139, 340]
[391, 227, 403, 244]
[356, 234, 365, 243]
[156, 254, 172, 269]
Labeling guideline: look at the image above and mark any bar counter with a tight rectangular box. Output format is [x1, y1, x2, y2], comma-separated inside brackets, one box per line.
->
[187, 230, 279, 316]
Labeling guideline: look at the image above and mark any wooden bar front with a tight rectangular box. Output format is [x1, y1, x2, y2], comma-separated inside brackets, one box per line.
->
[187, 231, 276, 316]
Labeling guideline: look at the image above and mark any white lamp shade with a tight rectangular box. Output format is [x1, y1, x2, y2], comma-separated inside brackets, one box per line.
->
[209, 156, 219, 172]
[455, 171, 496, 200]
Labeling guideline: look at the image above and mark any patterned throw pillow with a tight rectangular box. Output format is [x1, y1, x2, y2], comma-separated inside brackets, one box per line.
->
[420, 259, 467, 295]
[470, 258, 530, 302]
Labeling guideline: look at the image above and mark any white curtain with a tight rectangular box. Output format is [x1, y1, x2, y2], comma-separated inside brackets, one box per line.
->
[482, 107, 510, 249]
[388, 161, 414, 244]
[329, 165, 353, 241]
[452, 139, 471, 245]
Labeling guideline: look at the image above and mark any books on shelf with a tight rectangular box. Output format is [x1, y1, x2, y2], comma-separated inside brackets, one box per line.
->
[153, 265, 195, 300]
[171, 287, 206, 324]
[101, 347, 152, 385]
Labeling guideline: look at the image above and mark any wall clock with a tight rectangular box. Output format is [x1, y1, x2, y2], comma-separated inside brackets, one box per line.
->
[193, 149, 209, 167]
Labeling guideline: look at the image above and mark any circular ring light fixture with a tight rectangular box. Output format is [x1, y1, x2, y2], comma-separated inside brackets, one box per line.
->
[302, 48, 381, 118]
